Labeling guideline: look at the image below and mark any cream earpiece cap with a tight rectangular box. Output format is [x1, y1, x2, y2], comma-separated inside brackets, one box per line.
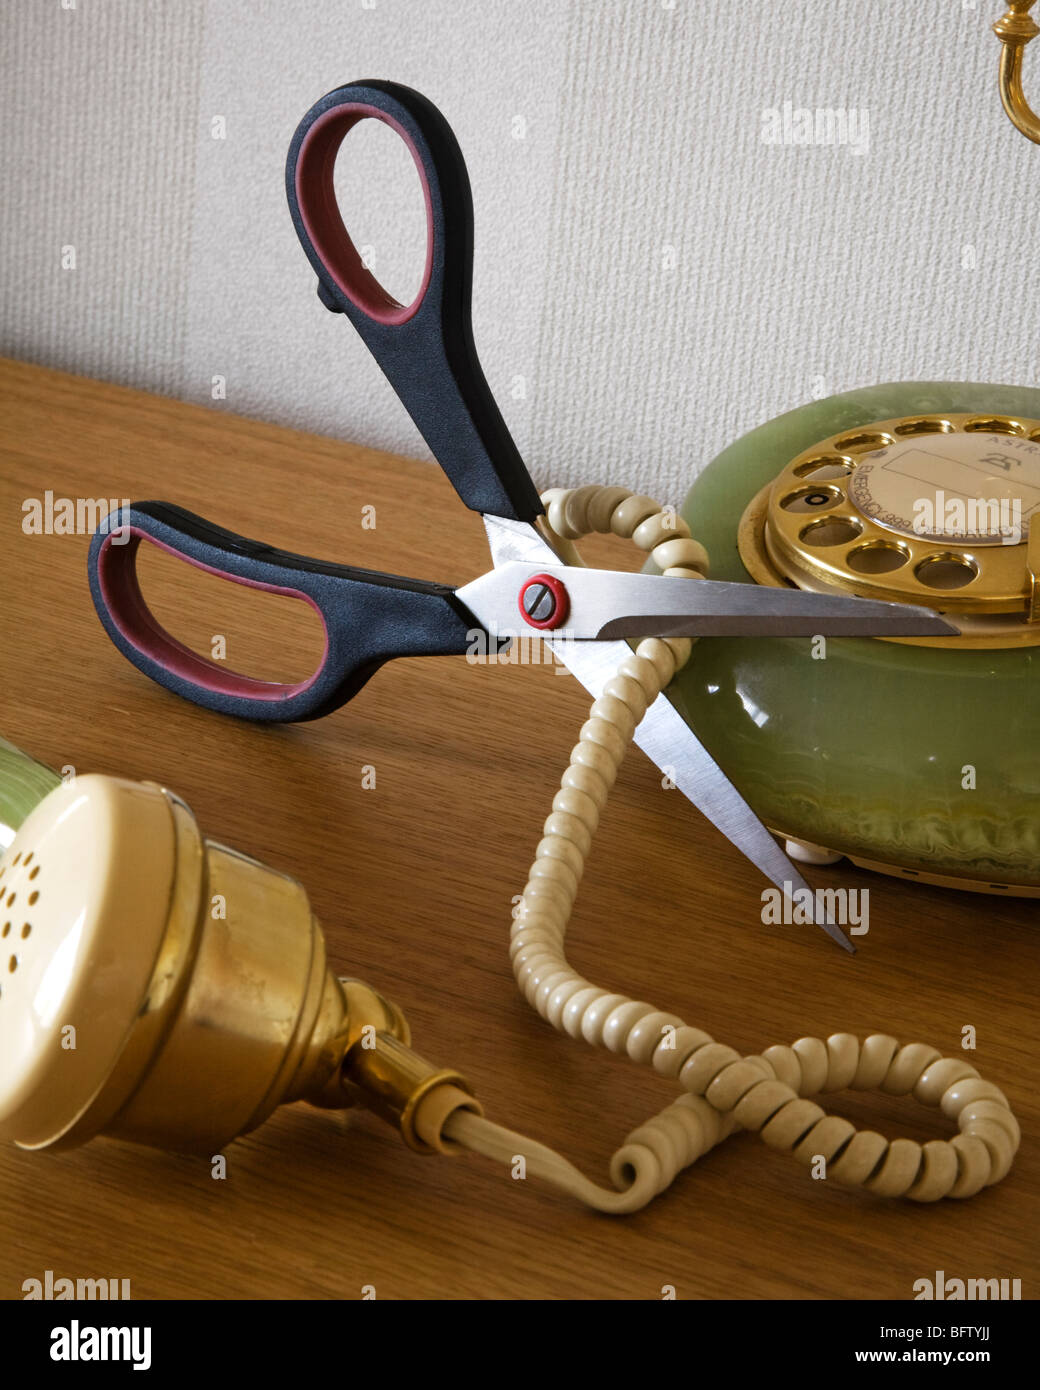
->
[0, 775, 181, 1149]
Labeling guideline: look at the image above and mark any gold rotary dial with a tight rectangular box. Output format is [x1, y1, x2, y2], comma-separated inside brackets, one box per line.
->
[738, 413, 1040, 648]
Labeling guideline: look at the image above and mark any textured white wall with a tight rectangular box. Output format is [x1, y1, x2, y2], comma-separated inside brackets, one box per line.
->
[2, 0, 1035, 501]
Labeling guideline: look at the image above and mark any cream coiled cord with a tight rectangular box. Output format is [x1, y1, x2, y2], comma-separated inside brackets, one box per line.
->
[444, 485, 1020, 1212]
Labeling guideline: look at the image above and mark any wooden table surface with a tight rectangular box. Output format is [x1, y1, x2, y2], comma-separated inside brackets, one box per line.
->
[0, 357, 1035, 1302]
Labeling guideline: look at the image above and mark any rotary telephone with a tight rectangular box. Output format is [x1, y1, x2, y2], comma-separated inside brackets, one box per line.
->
[666, 382, 1040, 897]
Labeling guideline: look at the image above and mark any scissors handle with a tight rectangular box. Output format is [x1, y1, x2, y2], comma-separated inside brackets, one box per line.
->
[286, 80, 543, 524]
[87, 503, 478, 722]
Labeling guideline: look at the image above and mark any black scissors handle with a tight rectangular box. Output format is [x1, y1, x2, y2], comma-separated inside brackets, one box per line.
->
[87, 503, 478, 722]
[286, 79, 543, 524]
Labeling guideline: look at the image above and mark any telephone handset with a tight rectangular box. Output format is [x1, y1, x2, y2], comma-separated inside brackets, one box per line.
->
[662, 382, 1040, 895]
[0, 768, 479, 1156]
[0, 742, 1021, 1209]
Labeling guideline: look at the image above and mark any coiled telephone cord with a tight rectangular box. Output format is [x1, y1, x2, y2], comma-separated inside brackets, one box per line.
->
[443, 485, 1020, 1211]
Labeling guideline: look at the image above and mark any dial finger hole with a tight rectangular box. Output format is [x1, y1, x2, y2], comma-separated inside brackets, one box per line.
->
[792, 455, 853, 480]
[914, 553, 979, 590]
[963, 417, 1024, 435]
[846, 541, 911, 574]
[832, 431, 894, 453]
[799, 517, 863, 547]
[781, 485, 843, 514]
[893, 418, 952, 436]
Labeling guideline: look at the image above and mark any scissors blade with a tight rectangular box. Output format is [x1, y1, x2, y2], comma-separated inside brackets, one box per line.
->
[482, 516, 855, 953]
[457, 563, 956, 639]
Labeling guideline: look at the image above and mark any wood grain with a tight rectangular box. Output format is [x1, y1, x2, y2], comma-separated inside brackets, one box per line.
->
[0, 358, 1035, 1301]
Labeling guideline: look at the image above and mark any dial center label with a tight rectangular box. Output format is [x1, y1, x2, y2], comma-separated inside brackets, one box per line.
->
[847, 432, 1040, 545]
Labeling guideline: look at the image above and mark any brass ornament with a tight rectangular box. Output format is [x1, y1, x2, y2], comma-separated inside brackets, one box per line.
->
[994, 2, 1040, 143]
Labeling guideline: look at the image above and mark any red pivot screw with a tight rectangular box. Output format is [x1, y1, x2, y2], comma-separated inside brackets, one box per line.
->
[518, 573, 570, 630]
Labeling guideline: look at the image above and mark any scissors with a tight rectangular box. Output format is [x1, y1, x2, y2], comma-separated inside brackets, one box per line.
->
[87, 80, 955, 951]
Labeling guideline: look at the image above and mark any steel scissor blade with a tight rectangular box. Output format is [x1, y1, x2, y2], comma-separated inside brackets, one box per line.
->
[592, 575, 956, 639]
[458, 562, 956, 640]
[482, 515, 855, 952]
[547, 633, 854, 954]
